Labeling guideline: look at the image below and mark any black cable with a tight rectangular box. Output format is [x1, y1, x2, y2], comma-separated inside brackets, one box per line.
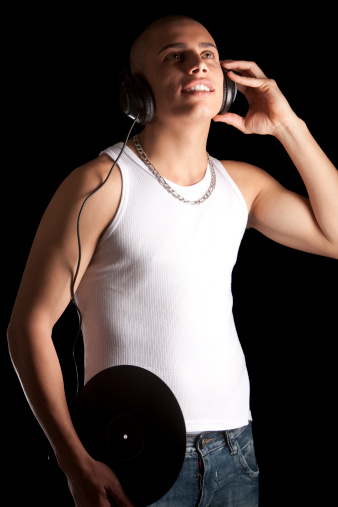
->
[70, 116, 139, 398]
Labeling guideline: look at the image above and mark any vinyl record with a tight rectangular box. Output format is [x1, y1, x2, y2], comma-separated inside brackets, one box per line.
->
[70, 365, 186, 506]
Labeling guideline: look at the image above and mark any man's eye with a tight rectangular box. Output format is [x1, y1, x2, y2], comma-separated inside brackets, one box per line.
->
[203, 51, 215, 59]
[165, 52, 182, 60]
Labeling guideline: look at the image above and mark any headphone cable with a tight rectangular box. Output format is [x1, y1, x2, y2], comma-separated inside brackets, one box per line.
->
[70, 116, 139, 399]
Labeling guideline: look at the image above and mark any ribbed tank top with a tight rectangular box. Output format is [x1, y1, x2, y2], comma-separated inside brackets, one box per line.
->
[75, 143, 251, 432]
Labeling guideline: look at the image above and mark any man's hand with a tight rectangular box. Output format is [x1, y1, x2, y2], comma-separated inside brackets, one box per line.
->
[65, 457, 135, 507]
[213, 60, 299, 136]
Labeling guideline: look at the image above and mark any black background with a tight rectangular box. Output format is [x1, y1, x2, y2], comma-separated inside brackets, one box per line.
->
[4, 3, 337, 506]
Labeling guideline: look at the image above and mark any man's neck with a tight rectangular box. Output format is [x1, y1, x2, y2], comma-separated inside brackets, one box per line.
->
[127, 119, 211, 186]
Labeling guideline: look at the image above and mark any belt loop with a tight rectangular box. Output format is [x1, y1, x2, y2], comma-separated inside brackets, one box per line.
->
[224, 430, 238, 455]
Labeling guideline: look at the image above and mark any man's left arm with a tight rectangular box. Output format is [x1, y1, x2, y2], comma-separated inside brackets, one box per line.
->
[214, 60, 338, 259]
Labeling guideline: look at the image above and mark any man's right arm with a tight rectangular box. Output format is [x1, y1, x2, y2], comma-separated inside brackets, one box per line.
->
[7, 155, 134, 506]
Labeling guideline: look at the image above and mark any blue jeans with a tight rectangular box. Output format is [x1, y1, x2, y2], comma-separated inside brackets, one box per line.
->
[149, 422, 259, 507]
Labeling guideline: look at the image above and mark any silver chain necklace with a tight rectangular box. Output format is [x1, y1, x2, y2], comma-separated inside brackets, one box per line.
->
[133, 135, 216, 205]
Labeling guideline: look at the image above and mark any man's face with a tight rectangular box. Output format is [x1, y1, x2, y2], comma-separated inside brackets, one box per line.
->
[141, 19, 224, 123]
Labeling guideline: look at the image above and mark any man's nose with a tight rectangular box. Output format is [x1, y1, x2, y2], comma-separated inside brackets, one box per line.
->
[187, 54, 208, 74]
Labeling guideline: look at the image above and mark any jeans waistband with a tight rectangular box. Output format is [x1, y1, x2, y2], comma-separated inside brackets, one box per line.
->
[185, 423, 250, 455]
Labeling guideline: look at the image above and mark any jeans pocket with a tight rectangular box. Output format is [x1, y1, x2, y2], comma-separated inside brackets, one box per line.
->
[232, 423, 259, 481]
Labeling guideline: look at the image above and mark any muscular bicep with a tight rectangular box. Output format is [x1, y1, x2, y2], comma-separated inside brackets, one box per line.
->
[248, 172, 335, 257]
[11, 156, 122, 331]
[15, 194, 88, 329]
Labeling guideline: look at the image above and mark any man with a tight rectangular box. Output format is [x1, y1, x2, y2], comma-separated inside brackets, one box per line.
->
[7, 14, 338, 507]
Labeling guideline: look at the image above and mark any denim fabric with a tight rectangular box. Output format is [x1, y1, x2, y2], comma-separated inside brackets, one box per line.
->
[149, 422, 259, 507]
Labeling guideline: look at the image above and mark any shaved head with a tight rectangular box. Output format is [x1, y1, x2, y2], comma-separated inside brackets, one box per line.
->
[126, 15, 223, 122]
[129, 15, 206, 74]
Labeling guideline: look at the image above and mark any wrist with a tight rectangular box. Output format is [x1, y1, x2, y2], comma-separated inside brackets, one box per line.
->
[272, 115, 307, 142]
[54, 437, 92, 475]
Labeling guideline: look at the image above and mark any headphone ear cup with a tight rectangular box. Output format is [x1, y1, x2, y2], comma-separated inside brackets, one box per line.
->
[118, 66, 154, 125]
[218, 68, 237, 115]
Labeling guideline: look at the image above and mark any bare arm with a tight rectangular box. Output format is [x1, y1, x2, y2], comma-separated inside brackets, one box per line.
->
[250, 120, 338, 258]
[215, 60, 338, 259]
[7, 154, 134, 506]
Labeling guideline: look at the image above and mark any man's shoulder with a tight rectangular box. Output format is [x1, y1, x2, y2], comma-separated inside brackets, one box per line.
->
[219, 159, 275, 187]
[217, 159, 274, 213]
[62, 153, 122, 195]
[219, 159, 263, 175]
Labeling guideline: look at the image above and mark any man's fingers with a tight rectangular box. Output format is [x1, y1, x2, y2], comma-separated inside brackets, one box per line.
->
[227, 70, 269, 89]
[105, 476, 136, 507]
[221, 60, 267, 79]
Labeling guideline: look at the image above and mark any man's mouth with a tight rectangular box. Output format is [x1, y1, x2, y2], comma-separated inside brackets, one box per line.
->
[185, 84, 211, 92]
[182, 80, 214, 93]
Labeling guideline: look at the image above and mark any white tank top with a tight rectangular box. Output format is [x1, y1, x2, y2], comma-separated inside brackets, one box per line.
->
[75, 143, 251, 432]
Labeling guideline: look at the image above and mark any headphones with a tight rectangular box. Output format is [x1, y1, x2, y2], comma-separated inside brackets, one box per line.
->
[119, 64, 237, 125]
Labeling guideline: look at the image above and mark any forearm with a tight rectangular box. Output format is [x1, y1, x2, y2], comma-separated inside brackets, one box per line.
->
[274, 117, 338, 247]
[8, 323, 89, 473]
[8, 322, 135, 506]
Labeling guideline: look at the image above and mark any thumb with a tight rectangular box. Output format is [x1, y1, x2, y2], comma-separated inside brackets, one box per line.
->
[213, 112, 247, 133]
